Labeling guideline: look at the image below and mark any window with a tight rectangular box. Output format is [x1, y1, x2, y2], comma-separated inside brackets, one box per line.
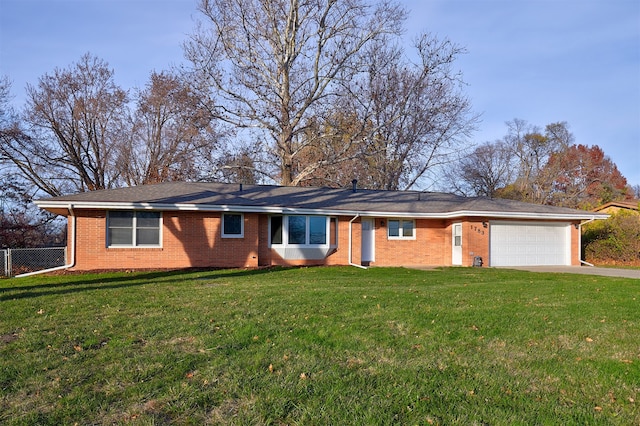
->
[270, 215, 329, 246]
[309, 216, 327, 244]
[453, 223, 462, 247]
[136, 211, 161, 245]
[222, 213, 244, 238]
[108, 211, 161, 247]
[288, 215, 307, 244]
[271, 216, 283, 244]
[388, 219, 415, 239]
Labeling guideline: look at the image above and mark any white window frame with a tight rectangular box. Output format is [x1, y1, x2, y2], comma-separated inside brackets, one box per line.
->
[107, 211, 162, 248]
[221, 213, 244, 238]
[269, 215, 330, 247]
[387, 218, 416, 240]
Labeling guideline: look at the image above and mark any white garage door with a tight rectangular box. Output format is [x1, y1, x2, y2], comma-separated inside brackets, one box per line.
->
[490, 222, 571, 266]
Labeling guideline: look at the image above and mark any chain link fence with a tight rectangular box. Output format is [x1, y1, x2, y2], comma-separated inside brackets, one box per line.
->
[1, 250, 7, 277]
[1, 247, 67, 277]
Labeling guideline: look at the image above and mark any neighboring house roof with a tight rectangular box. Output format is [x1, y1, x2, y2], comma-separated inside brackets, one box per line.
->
[35, 181, 607, 221]
[593, 200, 640, 214]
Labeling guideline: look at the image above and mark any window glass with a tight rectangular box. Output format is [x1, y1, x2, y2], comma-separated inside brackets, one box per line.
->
[135, 212, 160, 245]
[109, 211, 134, 227]
[137, 228, 160, 245]
[402, 220, 414, 237]
[388, 220, 400, 237]
[223, 213, 243, 235]
[454, 224, 462, 246]
[271, 216, 283, 244]
[288, 215, 307, 244]
[109, 227, 133, 245]
[137, 211, 161, 227]
[309, 216, 326, 244]
[108, 211, 133, 245]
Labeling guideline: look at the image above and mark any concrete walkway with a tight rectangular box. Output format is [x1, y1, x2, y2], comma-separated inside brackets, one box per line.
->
[497, 266, 640, 279]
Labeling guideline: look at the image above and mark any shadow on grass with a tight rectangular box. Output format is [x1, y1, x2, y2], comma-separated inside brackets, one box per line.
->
[0, 268, 278, 301]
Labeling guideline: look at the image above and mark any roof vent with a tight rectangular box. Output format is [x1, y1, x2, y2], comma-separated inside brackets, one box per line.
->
[351, 179, 358, 193]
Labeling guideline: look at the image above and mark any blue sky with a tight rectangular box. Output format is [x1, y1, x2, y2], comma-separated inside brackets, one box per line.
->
[1, 0, 639, 186]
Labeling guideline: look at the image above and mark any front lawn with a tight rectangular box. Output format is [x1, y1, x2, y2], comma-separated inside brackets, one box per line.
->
[1, 267, 638, 425]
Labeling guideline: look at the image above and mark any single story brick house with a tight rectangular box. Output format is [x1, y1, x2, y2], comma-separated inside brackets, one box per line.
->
[35, 181, 607, 271]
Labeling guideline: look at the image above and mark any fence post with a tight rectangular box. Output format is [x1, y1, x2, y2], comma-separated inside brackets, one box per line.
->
[6, 248, 11, 277]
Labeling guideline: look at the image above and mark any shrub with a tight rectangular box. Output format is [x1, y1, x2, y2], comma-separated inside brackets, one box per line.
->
[582, 209, 640, 265]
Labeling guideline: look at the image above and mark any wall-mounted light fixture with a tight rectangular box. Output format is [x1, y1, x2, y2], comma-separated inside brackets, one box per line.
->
[574, 223, 580, 229]
[482, 221, 488, 228]
[380, 219, 385, 226]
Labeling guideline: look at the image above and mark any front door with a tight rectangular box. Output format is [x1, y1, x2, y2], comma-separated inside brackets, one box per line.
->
[452, 222, 462, 265]
[361, 218, 375, 264]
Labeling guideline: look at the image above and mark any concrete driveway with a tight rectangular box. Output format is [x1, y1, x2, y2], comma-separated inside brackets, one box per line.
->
[498, 266, 640, 279]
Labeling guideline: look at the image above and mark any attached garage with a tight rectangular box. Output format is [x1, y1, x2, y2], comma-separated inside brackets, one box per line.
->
[490, 221, 571, 266]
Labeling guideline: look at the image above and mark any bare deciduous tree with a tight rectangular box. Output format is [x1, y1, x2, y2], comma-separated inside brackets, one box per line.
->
[345, 34, 477, 190]
[448, 141, 515, 197]
[0, 172, 65, 248]
[118, 71, 219, 186]
[2, 54, 128, 196]
[213, 148, 262, 184]
[500, 119, 572, 203]
[1, 79, 65, 247]
[445, 120, 632, 209]
[184, 0, 406, 186]
[289, 111, 370, 187]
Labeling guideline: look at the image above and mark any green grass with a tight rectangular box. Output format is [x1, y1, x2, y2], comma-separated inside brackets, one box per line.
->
[1, 267, 638, 425]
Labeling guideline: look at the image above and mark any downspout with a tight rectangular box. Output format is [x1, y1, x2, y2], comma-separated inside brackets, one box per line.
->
[348, 213, 368, 269]
[578, 218, 595, 267]
[16, 204, 77, 278]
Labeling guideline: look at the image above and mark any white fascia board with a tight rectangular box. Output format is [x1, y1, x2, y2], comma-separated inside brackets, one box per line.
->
[34, 201, 609, 221]
[34, 200, 345, 214]
[35, 201, 341, 214]
[414, 210, 610, 221]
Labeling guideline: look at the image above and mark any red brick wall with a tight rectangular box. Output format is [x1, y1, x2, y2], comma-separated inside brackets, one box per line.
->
[349, 218, 362, 266]
[366, 218, 491, 267]
[571, 221, 581, 266]
[459, 219, 490, 267]
[331, 217, 353, 265]
[70, 210, 259, 271]
[257, 214, 271, 266]
[66, 209, 579, 270]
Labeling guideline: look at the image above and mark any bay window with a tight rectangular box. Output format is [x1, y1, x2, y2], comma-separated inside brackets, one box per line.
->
[270, 215, 329, 246]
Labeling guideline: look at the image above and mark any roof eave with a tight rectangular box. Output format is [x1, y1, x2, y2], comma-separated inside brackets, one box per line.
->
[34, 200, 609, 221]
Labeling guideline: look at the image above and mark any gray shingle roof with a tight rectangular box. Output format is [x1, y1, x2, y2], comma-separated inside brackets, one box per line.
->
[35, 181, 605, 219]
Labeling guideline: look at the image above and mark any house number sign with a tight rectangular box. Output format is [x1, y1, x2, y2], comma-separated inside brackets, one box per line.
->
[470, 224, 485, 235]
